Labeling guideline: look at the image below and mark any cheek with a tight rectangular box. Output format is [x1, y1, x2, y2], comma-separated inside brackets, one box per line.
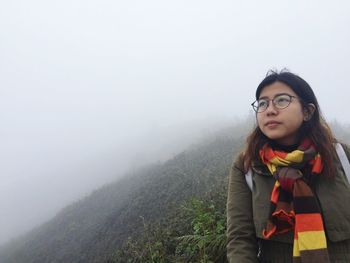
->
[295, 118, 305, 131]
[291, 109, 305, 126]
[256, 114, 264, 129]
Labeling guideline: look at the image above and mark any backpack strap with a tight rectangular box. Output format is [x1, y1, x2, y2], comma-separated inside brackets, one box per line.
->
[245, 168, 253, 191]
[245, 142, 350, 191]
[335, 142, 350, 185]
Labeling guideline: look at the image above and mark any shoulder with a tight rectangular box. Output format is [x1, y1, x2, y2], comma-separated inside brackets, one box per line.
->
[231, 150, 265, 174]
[333, 141, 350, 162]
[339, 142, 350, 158]
[232, 151, 246, 173]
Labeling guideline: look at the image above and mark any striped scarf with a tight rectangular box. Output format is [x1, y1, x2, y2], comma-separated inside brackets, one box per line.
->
[260, 138, 330, 263]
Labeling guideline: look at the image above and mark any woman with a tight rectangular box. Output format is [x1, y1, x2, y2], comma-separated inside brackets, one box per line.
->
[226, 70, 350, 262]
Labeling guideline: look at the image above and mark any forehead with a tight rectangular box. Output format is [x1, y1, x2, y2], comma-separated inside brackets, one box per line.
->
[259, 81, 297, 98]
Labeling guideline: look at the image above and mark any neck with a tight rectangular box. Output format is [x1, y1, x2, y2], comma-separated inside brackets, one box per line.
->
[270, 140, 299, 152]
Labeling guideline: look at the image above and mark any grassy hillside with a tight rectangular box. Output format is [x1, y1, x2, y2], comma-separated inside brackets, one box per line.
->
[0, 123, 247, 263]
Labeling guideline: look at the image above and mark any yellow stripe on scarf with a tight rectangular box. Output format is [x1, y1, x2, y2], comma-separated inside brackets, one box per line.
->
[293, 231, 328, 256]
[266, 150, 305, 174]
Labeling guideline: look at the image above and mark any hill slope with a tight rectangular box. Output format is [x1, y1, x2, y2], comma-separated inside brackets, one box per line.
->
[0, 125, 246, 263]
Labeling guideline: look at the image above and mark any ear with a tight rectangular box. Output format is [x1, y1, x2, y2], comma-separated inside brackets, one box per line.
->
[303, 103, 316, 121]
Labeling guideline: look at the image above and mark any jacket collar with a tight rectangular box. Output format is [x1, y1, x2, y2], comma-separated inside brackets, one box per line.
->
[252, 160, 271, 176]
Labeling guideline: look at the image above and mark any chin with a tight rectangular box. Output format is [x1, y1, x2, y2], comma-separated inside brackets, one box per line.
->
[266, 135, 291, 144]
[262, 131, 284, 141]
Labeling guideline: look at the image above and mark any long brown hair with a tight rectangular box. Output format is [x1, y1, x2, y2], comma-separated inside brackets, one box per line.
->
[244, 70, 337, 177]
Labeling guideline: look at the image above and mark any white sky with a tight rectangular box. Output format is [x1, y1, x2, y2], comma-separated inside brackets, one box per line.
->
[1, 0, 350, 245]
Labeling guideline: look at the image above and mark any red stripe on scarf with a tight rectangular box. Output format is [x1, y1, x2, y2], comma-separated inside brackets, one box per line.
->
[295, 213, 325, 233]
[271, 183, 279, 204]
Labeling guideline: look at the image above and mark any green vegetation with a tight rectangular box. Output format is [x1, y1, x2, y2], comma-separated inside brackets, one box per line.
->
[112, 192, 228, 263]
[175, 196, 227, 263]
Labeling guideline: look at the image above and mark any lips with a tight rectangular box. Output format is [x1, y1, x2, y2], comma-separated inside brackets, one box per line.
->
[265, 121, 282, 127]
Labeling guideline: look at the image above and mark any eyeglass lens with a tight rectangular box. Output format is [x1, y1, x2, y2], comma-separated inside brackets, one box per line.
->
[254, 94, 292, 112]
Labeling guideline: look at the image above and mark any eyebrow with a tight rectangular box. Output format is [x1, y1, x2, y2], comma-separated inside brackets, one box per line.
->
[258, 93, 292, 100]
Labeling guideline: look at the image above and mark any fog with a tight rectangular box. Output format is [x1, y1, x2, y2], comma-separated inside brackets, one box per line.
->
[1, 0, 350, 245]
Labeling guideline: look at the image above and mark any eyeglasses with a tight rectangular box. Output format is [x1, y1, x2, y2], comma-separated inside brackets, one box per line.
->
[251, 94, 298, 113]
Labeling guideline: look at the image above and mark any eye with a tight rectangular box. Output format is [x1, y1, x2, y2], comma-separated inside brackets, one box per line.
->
[257, 99, 268, 108]
[275, 95, 291, 106]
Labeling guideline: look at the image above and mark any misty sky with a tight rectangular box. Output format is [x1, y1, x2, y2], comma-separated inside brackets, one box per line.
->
[1, 0, 350, 245]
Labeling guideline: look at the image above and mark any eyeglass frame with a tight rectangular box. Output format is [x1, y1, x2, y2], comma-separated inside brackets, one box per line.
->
[251, 93, 300, 113]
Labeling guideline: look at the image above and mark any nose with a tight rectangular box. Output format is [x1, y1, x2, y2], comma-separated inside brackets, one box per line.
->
[265, 100, 278, 115]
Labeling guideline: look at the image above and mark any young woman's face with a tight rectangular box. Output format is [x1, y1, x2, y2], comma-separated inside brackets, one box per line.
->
[257, 81, 307, 145]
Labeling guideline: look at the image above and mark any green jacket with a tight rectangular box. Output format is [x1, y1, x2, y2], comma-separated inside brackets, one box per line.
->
[226, 144, 350, 263]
